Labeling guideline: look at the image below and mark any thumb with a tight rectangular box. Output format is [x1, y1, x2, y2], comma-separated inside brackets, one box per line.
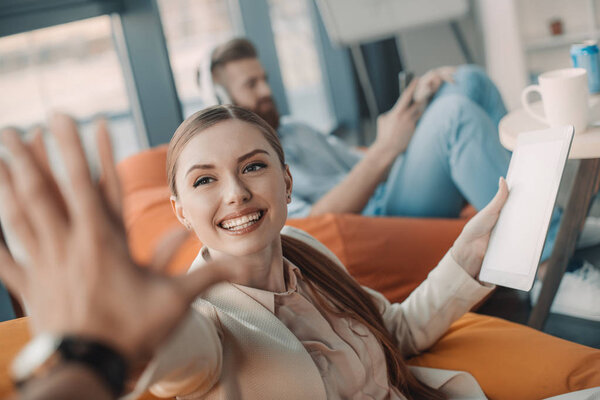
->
[483, 177, 509, 216]
[149, 228, 190, 273]
[395, 78, 419, 111]
[174, 260, 233, 303]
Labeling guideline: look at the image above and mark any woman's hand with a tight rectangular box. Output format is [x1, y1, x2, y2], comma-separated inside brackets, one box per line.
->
[0, 115, 242, 367]
[451, 177, 509, 278]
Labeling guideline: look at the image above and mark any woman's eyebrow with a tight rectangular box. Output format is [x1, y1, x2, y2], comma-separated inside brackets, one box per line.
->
[237, 149, 269, 163]
[185, 163, 214, 177]
[184, 150, 269, 177]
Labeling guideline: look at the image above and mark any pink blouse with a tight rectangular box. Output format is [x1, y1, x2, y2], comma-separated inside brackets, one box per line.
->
[234, 258, 406, 399]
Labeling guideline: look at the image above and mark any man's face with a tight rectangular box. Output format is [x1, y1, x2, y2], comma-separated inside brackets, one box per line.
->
[218, 58, 280, 130]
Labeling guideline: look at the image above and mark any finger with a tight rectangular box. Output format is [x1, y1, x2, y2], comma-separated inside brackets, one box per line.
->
[0, 244, 26, 298]
[28, 129, 69, 220]
[395, 78, 420, 111]
[149, 228, 190, 273]
[28, 127, 51, 174]
[96, 119, 123, 217]
[440, 66, 456, 83]
[0, 157, 37, 258]
[429, 75, 443, 91]
[408, 102, 425, 121]
[483, 177, 509, 216]
[49, 114, 100, 217]
[173, 259, 235, 303]
[1, 130, 66, 244]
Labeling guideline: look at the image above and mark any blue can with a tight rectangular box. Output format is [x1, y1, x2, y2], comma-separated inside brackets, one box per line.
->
[571, 41, 600, 93]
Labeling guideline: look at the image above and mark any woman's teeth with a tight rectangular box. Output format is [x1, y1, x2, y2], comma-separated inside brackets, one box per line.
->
[220, 211, 263, 230]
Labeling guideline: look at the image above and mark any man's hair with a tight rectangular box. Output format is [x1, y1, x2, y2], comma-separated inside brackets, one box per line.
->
[210, 38, 257, 75]
[196, 38, 258, 88]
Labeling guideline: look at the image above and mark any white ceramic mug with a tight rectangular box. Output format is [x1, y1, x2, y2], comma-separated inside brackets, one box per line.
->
[521, 68, 589, 134]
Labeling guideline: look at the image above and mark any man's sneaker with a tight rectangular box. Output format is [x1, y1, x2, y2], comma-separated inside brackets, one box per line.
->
[530, 260, 600, 321]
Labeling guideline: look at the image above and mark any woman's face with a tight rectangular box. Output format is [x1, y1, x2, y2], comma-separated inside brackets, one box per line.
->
[171, 119, 292, 257]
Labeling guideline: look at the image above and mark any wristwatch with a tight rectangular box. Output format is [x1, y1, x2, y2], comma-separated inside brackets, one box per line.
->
[11, 333, 128, 396]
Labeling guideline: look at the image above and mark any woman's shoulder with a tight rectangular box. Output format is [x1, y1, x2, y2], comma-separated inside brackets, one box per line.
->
[280, 226, 347, 272]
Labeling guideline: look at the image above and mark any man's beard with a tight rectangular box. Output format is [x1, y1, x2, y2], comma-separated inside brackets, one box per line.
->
[252, 97, 280, 130]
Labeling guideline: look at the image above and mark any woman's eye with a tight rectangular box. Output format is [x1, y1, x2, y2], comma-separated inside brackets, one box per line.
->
[193, 177, 214, 188]
[243, 162, 267, 173]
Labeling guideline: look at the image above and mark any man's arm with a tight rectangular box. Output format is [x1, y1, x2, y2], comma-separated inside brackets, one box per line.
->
[308, 142, 398, 215]
[309, 79, 423, 216]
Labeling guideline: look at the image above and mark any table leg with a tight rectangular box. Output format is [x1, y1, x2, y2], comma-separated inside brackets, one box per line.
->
[528, 158, 600, 330]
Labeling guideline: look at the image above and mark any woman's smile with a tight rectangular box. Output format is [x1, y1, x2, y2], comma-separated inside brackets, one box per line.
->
[217, 208, 267, 235]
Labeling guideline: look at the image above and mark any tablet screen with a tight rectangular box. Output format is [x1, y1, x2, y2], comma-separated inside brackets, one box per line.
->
[479, 127, 573, 290]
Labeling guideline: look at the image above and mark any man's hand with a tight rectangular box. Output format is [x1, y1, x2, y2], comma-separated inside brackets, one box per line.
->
[373, 78, 424, 161]
[451, 177, 509, 278]
[413, 66, 456, 104]
[0, 115, 243, 367]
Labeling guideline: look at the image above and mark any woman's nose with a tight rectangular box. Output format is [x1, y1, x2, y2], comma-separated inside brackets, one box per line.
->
[224, 176, 252, 205]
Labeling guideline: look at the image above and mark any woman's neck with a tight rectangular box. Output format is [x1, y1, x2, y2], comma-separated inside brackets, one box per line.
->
[207, 236, 286, 293]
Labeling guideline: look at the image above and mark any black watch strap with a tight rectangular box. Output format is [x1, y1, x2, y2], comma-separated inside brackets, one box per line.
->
[58, 336, 128, 397]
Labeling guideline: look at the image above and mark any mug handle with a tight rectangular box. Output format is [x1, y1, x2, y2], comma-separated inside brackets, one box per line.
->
[521, 85, 548, 125]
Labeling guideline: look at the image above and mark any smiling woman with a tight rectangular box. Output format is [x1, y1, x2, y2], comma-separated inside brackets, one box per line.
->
[123, 104, 513, 400]
[167, 107, 291, 261]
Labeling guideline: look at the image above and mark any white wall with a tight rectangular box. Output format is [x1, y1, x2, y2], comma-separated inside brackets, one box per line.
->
[477, 0, 528, 110]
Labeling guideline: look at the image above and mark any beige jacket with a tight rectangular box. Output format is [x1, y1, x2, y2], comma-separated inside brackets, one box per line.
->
[128, 227, 494, 400]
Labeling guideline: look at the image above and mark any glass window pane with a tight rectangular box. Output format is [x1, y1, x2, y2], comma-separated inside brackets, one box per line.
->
[0, 16, 141, 162]
[157, 0, 236, 117]
[268, 0, 334, 133]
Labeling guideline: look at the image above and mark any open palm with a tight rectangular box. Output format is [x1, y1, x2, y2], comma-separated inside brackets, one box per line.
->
[0, 115, 243, 366]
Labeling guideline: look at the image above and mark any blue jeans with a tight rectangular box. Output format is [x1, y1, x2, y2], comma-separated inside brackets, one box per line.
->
[364, 65, 561, 261]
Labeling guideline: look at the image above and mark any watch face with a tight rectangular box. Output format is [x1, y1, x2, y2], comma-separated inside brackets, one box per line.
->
[11, 333, 61, 382]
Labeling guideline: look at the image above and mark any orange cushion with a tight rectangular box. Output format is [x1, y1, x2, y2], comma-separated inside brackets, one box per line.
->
[117, 144, 169, 198]
[410, 313, 600, 399]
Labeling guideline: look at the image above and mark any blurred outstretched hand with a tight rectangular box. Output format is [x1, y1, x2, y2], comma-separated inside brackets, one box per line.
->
[0, 115, 244, 366]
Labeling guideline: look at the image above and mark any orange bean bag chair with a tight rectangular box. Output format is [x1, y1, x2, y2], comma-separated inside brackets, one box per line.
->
[0, 146, 598, 400]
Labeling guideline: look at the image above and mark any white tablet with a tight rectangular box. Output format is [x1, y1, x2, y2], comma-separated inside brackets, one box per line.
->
[479, 126, 574, 291]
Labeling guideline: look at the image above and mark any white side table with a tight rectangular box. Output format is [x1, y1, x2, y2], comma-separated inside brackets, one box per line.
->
[499, 102, 600, 329]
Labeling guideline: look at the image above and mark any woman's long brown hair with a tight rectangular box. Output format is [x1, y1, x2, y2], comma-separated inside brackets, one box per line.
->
[167, 105, 446, 400]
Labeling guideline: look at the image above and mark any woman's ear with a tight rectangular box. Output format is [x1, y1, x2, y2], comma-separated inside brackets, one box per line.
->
[170, 195, 192, 230]
[284, 164, 293, 204]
